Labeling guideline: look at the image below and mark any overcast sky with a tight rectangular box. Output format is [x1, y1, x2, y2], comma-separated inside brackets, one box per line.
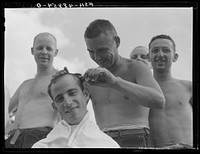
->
[4, 7, 193, 121]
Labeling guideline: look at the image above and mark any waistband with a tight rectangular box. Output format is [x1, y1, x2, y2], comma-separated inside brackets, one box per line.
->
[8, 126, 52, 136]
[101, 124, 149, 132]
[156, 141, 193, 149]
[104, 127, 150, 138]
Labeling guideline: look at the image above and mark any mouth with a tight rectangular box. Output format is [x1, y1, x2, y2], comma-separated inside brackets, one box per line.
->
[155, 58, 166, 63]
[65, 106, 78, 113]
[39, 57, 49, 61]
[98, 59, 110, 67]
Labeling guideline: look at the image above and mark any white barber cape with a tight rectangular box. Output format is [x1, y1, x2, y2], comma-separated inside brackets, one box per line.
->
[32, 112, 119, 148]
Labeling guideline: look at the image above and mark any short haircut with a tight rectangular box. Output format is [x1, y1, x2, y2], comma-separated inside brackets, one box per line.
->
[130, 46, 148, 58]
[48, 67, 85, 101]
[84, 19, 118, 39]
[148, 34, 176, 52]
[33, 32, 57, 47]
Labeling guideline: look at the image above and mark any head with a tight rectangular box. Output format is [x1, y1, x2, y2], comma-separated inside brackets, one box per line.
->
[130, 46, 151, 68]
[84, 19, 120, 69]
[31, 32, 58, 68]
[48, 67, 90, 125]
[147, 34, 178, 73]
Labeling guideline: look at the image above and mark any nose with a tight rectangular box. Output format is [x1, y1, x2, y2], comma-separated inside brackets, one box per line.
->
[157, 49, 164, 57]
[137, 55, 142, 61]
[63, 94, 72, 107]
[93, 52, 100, 61]
[41, 47, 48, 54]
[94, 52, 102, 63]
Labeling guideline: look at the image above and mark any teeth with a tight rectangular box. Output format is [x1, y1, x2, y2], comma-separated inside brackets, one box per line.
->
[66, 107, 77, 113]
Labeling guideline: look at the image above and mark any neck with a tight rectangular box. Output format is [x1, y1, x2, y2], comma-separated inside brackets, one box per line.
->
[108, 55, 121, 74]
[153, 69, 173, 82]
[36, 66, 56, 77]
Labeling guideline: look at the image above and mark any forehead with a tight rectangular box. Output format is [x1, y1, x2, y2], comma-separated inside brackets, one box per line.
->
[85, 32, 114, 50]
[34, 34, 56, 46]
[51, 75, 80, 94]
[150, 38, 174, 49]
[132, 47, 148, 55]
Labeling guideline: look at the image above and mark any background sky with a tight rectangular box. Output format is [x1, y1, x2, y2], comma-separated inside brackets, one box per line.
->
[4, 7, 193, 121]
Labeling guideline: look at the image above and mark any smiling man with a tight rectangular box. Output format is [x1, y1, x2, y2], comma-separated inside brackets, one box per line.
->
[5, 32, 60, 148]
[83, 19, 165, 148]
[147, 34, 193, 149]
[32, 68, 119, 148]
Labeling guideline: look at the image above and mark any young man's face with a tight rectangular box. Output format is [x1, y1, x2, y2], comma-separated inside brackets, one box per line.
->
[31, 34, 58, 68]
[51, 75, 88, 125]
[85, 32, 118, 69]
[149, 38, 177, 72]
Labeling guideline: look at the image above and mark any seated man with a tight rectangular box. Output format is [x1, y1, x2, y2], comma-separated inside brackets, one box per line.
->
[32, 67, 120, 148]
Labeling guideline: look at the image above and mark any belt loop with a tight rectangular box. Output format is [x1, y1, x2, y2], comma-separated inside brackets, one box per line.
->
[144, 127, 150, 135]
[118, 129, 123, 137]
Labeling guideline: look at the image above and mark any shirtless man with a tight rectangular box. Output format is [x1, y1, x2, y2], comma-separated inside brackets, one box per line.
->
[147, 34, 193, 149]
[83, 19, 165, 148]
[5, 32, 60, 148]
[130, 46, 151, 68]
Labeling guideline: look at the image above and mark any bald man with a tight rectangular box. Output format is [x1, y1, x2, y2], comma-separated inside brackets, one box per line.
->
[5, 32, 61, 148]
[130, 46, 152, 69]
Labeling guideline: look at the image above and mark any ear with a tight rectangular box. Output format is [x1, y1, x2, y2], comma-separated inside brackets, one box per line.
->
[83, 88, 90, 103]
[146, 53, 151, 62]
[114, 36, 120, 49]
[173, 53, 178, 62]
[31, 47, 34, 55]
[51, 102, 57, 110]
[54, 49, 58, 57]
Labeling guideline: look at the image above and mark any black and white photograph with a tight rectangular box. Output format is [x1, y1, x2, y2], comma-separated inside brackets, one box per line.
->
[3, 2, 197, 151]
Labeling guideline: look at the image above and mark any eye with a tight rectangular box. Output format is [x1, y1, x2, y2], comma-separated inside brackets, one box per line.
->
[141, 55, 147, 59]
[36, 46, 43, 51]
[55, 95, 63, 104]
[132, 55, 137, 59]
[69, 91, 77, 96]
[46, 47, 53, 52]
[151, 48, 159, 54]
[163, 48, 170, 53]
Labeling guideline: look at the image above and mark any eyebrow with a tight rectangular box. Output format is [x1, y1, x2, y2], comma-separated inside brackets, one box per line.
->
[87, 47, 109, 53]
[54, 88, 78, 99]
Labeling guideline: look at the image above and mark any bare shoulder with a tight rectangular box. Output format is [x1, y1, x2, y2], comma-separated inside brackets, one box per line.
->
[21, 78, 34, 86]
[176, 79, 192, 91]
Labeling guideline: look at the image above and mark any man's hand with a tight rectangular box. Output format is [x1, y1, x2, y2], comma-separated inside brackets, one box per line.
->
[83, 67, 117, 87]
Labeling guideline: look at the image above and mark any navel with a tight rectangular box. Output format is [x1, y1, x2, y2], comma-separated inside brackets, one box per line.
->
[124, 95, 129, 100]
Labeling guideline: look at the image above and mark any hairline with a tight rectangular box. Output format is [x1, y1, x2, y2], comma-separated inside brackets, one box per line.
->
[48, 74, 84, 101]
[33, 32, 57, 47]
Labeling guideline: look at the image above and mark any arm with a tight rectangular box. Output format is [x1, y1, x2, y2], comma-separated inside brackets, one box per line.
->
[185, 80, 192, 107]
[84, 62, 165, 109]
[113, 62, 165, 109]
[8, 80, 27, 113]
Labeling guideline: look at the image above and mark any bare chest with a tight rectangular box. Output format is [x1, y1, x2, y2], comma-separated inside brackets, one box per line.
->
[89, 86, 131, 105]
[19, 78, 51, 101]
[160, 83, 190, 110]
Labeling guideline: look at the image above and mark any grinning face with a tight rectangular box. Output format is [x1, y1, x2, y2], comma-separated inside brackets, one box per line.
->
[31, 33, 58, 68]
[85, 32, 118, 69]
[149, 38, 178, 73]
[51, 75, 89, 125]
